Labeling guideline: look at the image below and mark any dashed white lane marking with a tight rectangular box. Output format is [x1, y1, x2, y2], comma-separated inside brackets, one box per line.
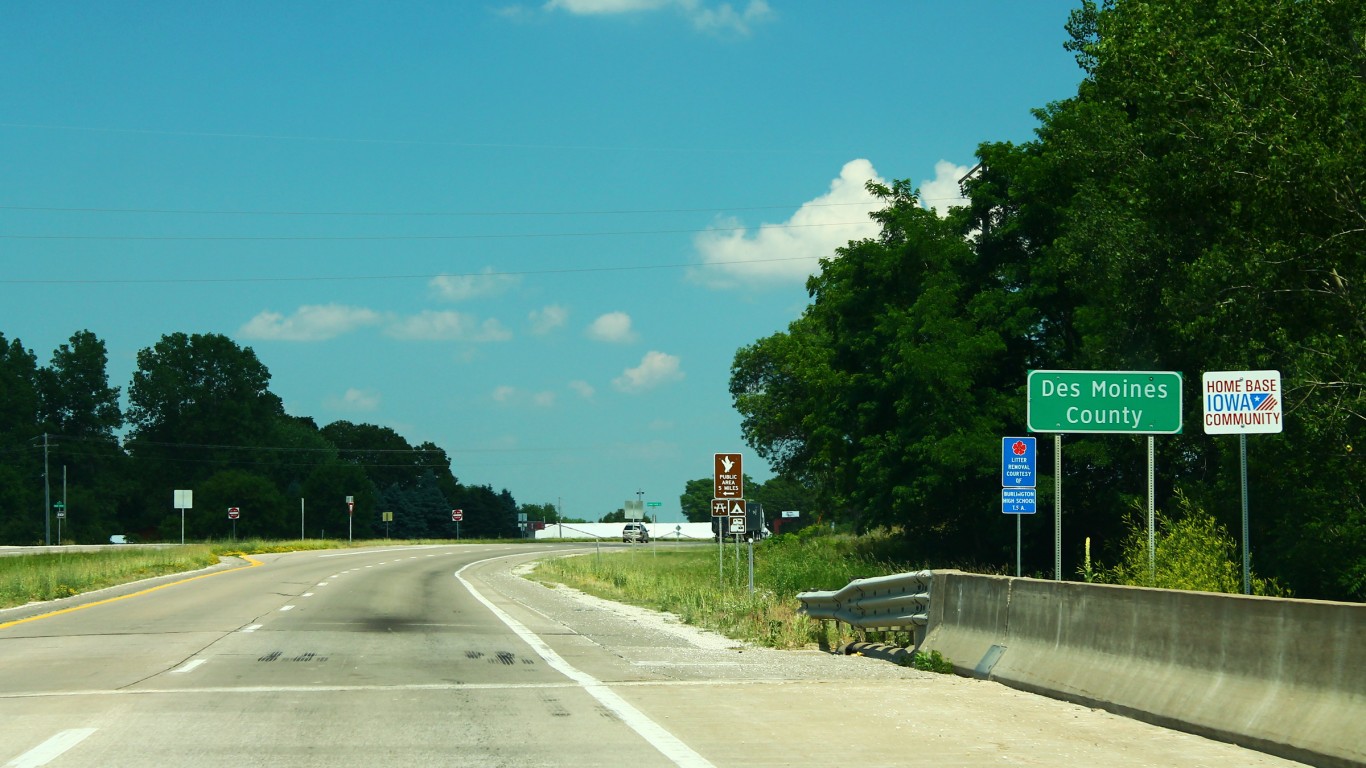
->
[455, 559, 714, 768]
[280, 605, 295, 612]
[301, 592, 314, 598]
[170, 660, 206, 675]
[317, 582, 329, 587]
[241, 625, 263, 633]
[5, 728, 97, 767]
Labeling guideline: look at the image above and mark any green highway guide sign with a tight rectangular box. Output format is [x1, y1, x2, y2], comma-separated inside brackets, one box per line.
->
[1027, 370, 1183, 434]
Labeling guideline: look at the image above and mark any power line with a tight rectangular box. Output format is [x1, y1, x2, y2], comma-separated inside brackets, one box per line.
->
[0, 220, 872, 243]
[0, 201, 881, 217]
[0, 255, 823, 285]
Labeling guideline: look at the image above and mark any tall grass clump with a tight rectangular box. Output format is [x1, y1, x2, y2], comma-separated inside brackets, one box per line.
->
[532, 527, 923, 649]
[0, 546, 220, 608]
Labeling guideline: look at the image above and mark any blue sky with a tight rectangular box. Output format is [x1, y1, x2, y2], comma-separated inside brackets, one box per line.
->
[2, 1, 1084, 523]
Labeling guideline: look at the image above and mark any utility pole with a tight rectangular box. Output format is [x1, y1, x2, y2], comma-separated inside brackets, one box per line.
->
[43, 433, 51, 546]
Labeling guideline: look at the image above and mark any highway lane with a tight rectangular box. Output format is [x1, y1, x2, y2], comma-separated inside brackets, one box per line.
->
[0, 543, 1311, 767]
[0, 543, 683, 767]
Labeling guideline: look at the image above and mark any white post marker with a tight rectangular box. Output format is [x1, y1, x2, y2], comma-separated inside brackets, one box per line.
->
[1203, 370, 1283, 594]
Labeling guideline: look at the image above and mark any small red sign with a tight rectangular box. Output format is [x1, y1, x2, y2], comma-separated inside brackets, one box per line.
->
[452, 509, 463, 522]
[228, 507, 240, 520]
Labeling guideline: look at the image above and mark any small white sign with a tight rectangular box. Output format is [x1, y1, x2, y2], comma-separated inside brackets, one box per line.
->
[1202, 370, 1283, 434]
[781, 510, 800, 518]
[174, 489, 193, 509]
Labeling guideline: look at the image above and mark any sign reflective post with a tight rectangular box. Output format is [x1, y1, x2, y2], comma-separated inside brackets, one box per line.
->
[1203, 370, 1283, 594]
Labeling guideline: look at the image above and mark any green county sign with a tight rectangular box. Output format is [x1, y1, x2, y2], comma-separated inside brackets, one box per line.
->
[1027, 370, 1183, 434]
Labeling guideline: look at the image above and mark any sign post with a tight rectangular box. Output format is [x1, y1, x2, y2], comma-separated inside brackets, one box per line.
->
[1002, 437, 1037, 577]
[452, 508, 463, 539]
[174, 489, 193, 545]
[1203, 370, 1283, 594]
[228, 506, 240, 540]
[345, 495, 354, 543]
[1028, 370, 1183, 580]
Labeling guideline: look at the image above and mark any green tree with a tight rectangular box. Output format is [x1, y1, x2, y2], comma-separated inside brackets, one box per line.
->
[37, 330, 121, 439]
[0, 334, 41, 544]
[678, 477, 714, 522]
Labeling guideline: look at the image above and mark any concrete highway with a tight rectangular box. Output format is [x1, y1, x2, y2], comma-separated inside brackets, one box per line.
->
[0, 544, 1310, 767]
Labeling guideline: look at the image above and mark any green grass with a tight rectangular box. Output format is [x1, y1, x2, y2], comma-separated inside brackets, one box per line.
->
[0, 546, 220, 608]
[532, 529, 924, 649]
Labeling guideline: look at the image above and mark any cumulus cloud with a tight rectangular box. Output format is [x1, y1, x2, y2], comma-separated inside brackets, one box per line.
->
[429, 269, 520, 302]
[529, 304, 568, 335]
[613, 350, 683, 393]
[386, 311, 512, 342]
[569, 380, 595, 398]
[587, 311, 637, 343]
[532, 390, 557, 407]
[543, 0, 773, 35]
[692, 159, 885, 288]
[492, 385, 517, 403]
[238, 304, 382, 341]
[920, 159, 971, 217]
[326, 388, 381, 412]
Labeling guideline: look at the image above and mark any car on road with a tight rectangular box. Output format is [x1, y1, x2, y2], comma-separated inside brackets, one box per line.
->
[621, 522, 650, 543]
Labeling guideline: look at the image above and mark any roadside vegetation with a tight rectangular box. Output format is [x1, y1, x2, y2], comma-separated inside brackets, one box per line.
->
[0, 546, 220, 608]
[532, 527, 926, 650]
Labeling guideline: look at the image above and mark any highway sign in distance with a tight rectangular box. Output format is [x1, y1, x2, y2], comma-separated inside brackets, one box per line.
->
[452, 509, 463, 522]
[714, 453, 743, 498]
[228, 507, 240, 520]
[1027, 370, 1183, 434]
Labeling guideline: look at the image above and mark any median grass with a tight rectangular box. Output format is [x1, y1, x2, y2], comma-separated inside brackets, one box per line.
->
[0, 546, 221, 609]
[532, 529, 923, 649]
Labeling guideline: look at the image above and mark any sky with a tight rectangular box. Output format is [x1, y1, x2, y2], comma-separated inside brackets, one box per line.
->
[1, 1, 1085, 524]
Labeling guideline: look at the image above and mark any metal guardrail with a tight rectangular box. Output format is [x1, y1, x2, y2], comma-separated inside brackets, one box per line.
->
[796, 570, 933, 632]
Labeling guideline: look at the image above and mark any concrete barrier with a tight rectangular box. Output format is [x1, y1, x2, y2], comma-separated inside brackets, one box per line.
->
[921, 571, 1366, 768]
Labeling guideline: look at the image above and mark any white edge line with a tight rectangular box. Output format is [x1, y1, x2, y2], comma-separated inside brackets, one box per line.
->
[6, 728, 98, 768]
[454, 558, 714, 768]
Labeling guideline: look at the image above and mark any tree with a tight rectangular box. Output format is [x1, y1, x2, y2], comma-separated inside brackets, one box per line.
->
[0, 334, 41, 544]
[37, 330, 121, 439]
[678, 478, 714, 522]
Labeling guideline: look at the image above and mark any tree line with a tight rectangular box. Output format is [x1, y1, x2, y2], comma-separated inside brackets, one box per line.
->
[0, 330, 539, 543]
[729, 0, 1364, 601]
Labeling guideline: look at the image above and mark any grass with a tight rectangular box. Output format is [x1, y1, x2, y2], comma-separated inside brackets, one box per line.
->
[532, 529, 925, 650]
[0, 546, 221, 608]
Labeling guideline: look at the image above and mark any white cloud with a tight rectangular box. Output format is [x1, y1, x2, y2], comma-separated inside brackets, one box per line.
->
[543, 0, 772, 36]
[613, 350, 683, 393]
[568, 380, 595, 398]
[532, 391, 558, 407]
[326, 388, 381, 412]
[692, 159, 885, 287]
[920, 159, 971, 217]
[429, 269, 520, 302]
[386, 311, 512, 342]
[238, 304, 381, 341]
[492, 385, 517, 403]
[529, 304, 568, 335]
[587, 311, 637, 343]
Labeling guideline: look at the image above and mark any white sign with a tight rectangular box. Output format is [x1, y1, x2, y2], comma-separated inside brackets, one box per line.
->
[174, 489, 193, 509]
[781, 510, 800, 518]
[1202, 370, 1283, 434]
